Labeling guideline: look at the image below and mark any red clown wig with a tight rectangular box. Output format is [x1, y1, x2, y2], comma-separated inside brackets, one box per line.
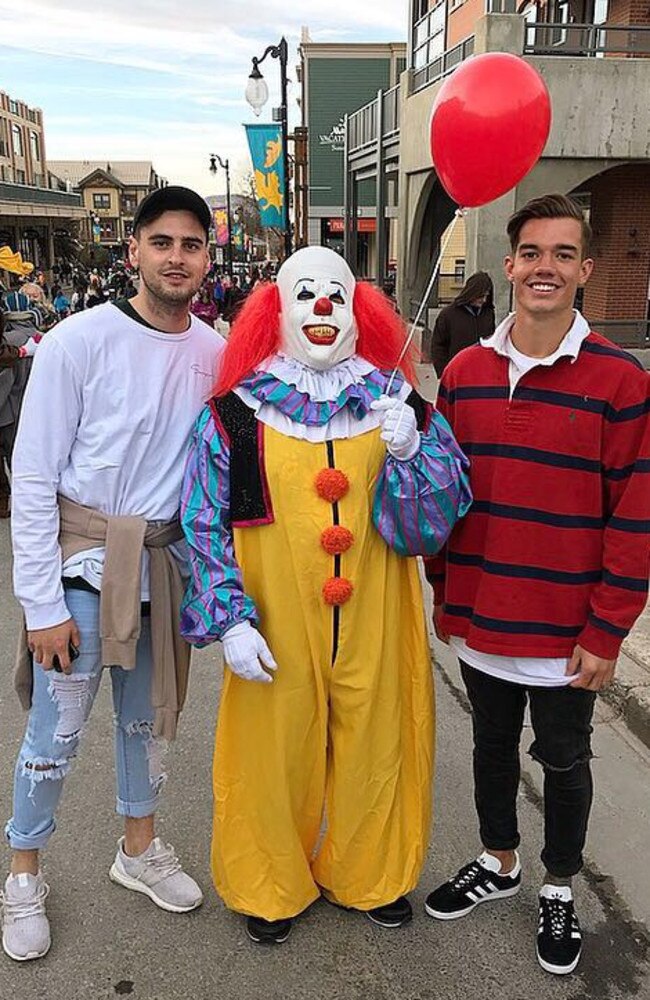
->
[214, 279, 415, 396]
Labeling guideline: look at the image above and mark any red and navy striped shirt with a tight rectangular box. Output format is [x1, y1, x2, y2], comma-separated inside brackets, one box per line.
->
[425, 331, 650, 660]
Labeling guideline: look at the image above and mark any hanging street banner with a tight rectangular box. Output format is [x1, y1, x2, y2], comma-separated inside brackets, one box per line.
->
[244, 123, 286, 229]
[213, 208, 229, 247]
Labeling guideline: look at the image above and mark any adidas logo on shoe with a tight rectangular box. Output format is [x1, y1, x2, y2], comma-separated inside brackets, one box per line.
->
[425, 851, 521, 920]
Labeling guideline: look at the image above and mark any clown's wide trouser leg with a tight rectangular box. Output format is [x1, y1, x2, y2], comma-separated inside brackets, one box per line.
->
[211, 580, 434, 920]
[211, 656, 328, 920]
[312, 585, 435, 909]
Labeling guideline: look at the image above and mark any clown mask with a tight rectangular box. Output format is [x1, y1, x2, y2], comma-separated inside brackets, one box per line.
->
[277, 246, 357, 370]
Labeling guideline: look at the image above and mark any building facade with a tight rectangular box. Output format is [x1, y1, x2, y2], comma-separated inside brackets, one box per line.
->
[0, 90, 46, 187]
[0, 90, 86, 275]
[48, 160, 164, 253]
[344, 1, 650, 347]
[298, 34, 406, 278]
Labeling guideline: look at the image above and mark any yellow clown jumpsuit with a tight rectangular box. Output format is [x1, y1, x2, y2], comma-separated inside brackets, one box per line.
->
[211, 423, 435, 921]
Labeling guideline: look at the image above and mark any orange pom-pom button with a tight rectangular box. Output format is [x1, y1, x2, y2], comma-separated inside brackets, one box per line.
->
[315, 468, 349, 504]
[321, 525, 354, 556]
[322, 577, 354, 606]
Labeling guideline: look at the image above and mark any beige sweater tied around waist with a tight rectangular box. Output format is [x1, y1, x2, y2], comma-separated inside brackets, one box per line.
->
[15, 495, 191, 741]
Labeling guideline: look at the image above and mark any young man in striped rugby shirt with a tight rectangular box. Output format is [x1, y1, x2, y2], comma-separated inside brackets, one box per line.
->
[424, 193, 650, 975]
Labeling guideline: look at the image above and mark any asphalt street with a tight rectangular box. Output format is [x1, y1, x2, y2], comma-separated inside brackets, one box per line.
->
[0, 519, 649, 1000]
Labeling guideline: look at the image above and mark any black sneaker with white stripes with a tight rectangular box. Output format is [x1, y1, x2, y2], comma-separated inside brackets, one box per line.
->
[425, 851, 521, 920]
[536, 885, 582, 975]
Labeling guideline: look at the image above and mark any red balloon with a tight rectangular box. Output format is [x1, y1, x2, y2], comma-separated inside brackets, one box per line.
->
[430, 53, 551, 208]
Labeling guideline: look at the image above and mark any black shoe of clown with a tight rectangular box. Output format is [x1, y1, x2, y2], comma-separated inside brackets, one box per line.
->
[246, 915, 293, 945]
[365, 896, 413, 928]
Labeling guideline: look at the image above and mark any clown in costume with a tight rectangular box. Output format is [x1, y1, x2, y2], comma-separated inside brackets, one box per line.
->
[180, 247, 471, 943]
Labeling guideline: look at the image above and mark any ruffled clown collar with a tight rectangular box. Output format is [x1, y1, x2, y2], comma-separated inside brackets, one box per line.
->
[239, 353, 404, 427]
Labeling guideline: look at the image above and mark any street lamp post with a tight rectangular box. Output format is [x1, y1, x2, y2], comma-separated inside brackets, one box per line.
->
[245, 36, 292, 260]
[209, 153, 233, 279]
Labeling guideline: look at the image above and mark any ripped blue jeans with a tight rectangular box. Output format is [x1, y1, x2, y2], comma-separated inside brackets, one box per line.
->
[5, 588, 167, 851]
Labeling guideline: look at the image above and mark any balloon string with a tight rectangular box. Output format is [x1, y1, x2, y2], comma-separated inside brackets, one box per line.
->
[386, 207, 465, 398]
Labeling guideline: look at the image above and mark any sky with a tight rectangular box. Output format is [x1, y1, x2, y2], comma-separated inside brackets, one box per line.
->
[0, 1, 407, 198]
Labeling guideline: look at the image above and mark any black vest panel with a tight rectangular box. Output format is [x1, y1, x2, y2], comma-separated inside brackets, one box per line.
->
[210, 393, 274, 526]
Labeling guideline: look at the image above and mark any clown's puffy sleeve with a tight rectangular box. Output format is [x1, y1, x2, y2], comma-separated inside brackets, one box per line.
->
[180, 405, 259, 645]
[373, 399, 472, 557]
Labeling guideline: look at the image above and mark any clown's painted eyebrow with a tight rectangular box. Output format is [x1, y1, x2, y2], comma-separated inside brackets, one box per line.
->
[292, 278, 346, 292]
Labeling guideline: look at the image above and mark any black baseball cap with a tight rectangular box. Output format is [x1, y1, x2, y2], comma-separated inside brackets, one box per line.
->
[132, 185, 212, 238]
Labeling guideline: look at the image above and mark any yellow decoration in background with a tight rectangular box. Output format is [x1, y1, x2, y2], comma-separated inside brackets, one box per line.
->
[0, 246, 34, 276]
[263, 138, 282, 168]
[254, 170, 283, 214]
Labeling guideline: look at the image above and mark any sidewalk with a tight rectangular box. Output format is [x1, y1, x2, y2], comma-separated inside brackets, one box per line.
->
[413, 360, 650, 752]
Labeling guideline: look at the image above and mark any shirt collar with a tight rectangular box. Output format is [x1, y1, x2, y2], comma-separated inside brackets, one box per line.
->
[481, 310, 590, 364]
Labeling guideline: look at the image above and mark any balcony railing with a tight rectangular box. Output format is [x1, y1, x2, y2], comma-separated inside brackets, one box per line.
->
[382, 85, 400, 136]
[413, 36, 475, 92]
[0, 181, 82, 208]
[524, 22, 650, 57]
[347, 84, 402, 154]
[348, 99, 378, 152]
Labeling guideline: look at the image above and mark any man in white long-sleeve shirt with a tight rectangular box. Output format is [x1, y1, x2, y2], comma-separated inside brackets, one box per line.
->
[1, 186, 225, 962]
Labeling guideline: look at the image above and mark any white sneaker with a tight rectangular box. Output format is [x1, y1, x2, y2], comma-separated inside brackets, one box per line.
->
[109, 837, 203, 913]
[1, 872, 51, 961]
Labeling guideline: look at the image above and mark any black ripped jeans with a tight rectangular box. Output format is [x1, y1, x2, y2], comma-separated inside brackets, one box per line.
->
[459, 661, 597, 878]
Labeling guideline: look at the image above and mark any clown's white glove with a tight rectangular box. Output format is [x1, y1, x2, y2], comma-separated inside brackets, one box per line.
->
[370, 394, 420, 461]
[221, 620, 277, 684]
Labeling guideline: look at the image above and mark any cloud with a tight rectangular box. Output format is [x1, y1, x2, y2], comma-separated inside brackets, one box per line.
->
[45, 117, 248, 197]
[0, 0, 406, 192]
[0, 0, 405, 68]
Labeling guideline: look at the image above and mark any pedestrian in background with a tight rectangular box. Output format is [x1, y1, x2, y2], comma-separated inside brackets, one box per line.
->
[53, 290, 71, 320]
[190, 284, 219, 329]
[1, 186, 224, 963]
[424, 194, 650, 976]
[85, 273, 104, 309]
[222, 274, 244, 323]
[213, 274, 225, 314]
[0, 296, 39, 519]
[430, 271, 495, 377]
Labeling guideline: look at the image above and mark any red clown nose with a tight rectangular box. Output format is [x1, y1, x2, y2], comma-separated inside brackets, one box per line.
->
[313, 297, 333, 316]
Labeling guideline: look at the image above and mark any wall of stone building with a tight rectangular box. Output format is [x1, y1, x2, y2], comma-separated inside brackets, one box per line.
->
[582, 163, 650, 321]
[608, 0, 650, 26]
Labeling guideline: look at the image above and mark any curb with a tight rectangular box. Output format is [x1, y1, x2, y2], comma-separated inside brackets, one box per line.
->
[601, 646, 650, 751]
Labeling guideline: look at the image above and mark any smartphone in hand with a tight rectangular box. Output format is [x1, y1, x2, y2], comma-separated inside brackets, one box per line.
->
[52, 642, 80, 673]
